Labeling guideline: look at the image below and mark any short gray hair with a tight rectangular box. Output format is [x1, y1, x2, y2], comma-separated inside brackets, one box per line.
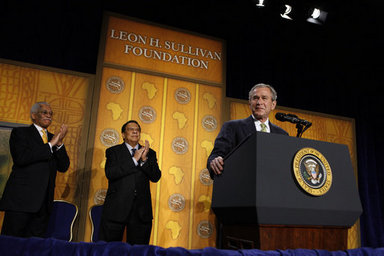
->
[30, 102, 50, 120]
[248, 83, 277, 101]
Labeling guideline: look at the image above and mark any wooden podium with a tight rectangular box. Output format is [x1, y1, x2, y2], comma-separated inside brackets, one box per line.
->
[211, 132, 362, 250]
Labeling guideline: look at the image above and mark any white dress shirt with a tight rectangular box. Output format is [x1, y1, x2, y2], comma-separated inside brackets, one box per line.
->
[252, 116, 271, 133]
[125, 143, 139, 166]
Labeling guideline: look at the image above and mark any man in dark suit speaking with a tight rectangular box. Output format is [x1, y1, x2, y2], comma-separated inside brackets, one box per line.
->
[207, 83, 288, 178]
[0, 102, 70, 238]
[99, 120, 161, 245]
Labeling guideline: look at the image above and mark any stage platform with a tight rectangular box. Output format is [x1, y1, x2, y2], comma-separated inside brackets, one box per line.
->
[0, 235, 382, 256]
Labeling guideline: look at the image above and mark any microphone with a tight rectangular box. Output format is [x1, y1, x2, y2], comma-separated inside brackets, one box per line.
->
[275, 112, 312, 127]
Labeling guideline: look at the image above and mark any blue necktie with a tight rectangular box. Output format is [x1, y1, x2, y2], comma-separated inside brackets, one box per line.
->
[131, 148, 136, 157]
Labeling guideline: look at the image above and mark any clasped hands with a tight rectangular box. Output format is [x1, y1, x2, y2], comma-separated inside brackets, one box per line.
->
[50, 124, 68, 147]
[132, 140, 150, 163]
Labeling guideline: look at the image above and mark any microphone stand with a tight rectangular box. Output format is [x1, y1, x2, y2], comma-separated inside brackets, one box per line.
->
[296, 122, 312, 138]
[296, 123, 304, 138]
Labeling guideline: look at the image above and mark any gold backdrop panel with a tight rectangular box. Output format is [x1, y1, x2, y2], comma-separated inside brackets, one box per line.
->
[104, 16, 223, 84]
[0, 62, 90, 201]
[88, 70, 223, 247]
[86, 68, 167, 242]
[133, 73, 166, 246]
[229, 101, 355, 147]
[94, 14, 224, 248]
[86, 67, 134, 241]
[0, 63, 39, 123]
[229, 100, 360, 249]
[156, 79, 197, 248]
[190, 85, 222, 249]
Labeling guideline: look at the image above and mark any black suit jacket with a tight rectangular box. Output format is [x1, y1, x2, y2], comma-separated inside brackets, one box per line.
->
[207, 115, 288, 178]
[101, 143, 161, 223]
[0, 124, 70, 213]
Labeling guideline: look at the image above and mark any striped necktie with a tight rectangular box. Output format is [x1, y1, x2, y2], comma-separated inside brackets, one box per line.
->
[260, 123, 267, 132]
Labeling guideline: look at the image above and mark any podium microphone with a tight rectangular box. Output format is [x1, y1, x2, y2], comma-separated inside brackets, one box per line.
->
[275, 112, 312, 138]
[275, 112, 312, 127]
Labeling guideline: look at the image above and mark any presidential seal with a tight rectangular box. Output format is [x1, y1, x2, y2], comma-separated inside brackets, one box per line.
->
[106, 76, 125, 94]
[293, 147, 332, 196]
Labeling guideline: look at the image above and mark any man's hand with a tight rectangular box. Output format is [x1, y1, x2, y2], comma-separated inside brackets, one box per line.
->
[133, 140, 149, 162]
[57, 124, 68, 146]
[210, 156, 224, 175]
[141, 140, 149, 162]
[50, 124, 68, 147]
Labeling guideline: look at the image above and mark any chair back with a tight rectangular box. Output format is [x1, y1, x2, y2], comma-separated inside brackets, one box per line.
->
[89, 204, 103, 242]
[45, 200, 78, 241]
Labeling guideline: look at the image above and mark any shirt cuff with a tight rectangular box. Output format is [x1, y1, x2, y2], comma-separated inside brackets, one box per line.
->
[56, 144, 64, 150]
[132, 157, 139, 166]
[47, 142, 53, 153]
[140, 159, 147, 166]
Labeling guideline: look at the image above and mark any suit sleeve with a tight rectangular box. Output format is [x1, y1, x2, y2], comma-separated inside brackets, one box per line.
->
[140, 149, 161, 182]
[9, 127, 53, 167]
[53, 145, 70, 173]
[206, 121, 237, 177]
[105, 147, 138, 181]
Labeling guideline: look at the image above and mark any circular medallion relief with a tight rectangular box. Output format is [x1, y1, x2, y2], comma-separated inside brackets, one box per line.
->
[106, 76, 125, 94]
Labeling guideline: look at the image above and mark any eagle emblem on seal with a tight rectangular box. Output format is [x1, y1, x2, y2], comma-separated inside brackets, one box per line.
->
[304, 159, 322, 185]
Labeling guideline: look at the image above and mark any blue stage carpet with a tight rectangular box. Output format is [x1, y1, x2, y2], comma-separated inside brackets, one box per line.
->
[0, 235, 383, 256]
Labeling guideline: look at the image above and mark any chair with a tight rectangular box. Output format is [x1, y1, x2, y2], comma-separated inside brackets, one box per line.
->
[45, 200, 78, 241]
[89, 204, 103, 242]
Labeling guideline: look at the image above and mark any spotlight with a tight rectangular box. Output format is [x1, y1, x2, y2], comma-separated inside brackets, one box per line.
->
[253, 0, 266, 8]
[281, 4, 293, 20]
[307, 8, 327, 25]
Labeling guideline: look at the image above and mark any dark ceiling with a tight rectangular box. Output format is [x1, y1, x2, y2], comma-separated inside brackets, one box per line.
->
[0, 0, 383, 120]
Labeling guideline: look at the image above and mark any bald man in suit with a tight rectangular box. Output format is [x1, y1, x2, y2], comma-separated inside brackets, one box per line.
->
[207, 83, 288, 179]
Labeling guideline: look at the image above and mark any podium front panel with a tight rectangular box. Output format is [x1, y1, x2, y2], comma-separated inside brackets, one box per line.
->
[212, 132, 362, 227]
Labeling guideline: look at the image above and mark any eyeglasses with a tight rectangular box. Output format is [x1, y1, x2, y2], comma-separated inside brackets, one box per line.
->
[39, 110, 54, 116]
